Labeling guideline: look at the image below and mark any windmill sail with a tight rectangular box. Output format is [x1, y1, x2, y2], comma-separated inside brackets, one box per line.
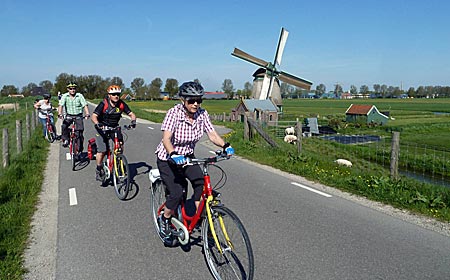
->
[279, 71, 313, 90]
[274, 28, 289, 66]
[231, 48, 268, 68]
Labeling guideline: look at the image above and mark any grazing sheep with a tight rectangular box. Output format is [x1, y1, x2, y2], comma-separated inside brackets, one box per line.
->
[284, 134, 297, 144]
[285, 126, 295, 135]
[334, 159, 352, 167]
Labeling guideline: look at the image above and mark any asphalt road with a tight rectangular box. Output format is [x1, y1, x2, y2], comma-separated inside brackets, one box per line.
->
[25, 105, 450, 280]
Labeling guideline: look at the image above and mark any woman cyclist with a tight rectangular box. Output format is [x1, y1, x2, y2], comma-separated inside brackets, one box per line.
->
[154, 81, 234, 243]
[34, 93, 57, 140]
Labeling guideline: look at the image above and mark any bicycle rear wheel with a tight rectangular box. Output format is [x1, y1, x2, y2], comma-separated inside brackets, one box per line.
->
[113, 154, 130, 200]
[202, 205, 254, 280]
[150, 180, 167, 243]
[71, 138, 77, 171]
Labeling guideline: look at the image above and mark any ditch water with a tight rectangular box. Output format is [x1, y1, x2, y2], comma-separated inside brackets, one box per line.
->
[400, 170, 450, 188]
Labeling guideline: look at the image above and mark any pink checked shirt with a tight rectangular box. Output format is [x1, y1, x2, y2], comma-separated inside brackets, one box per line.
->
[155, 104, 215, 160]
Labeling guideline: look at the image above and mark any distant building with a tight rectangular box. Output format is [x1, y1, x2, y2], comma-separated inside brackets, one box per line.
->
[204, 91, 227, 99]
[345, 104, 389, 125]
[30, 87, 48, 97]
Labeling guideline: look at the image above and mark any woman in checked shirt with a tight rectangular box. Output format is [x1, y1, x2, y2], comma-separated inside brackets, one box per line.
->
[154, 81, 234, 241]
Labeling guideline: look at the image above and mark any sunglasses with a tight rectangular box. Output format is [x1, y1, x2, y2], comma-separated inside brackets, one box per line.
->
[68, 88, 76, 90]
[186, 98, 202, 104]
[109, 93, 120, 96]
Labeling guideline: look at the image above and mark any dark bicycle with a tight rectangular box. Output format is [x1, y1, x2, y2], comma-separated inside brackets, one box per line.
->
[40, 109, 57, 143]
[65, 115, 85, 171]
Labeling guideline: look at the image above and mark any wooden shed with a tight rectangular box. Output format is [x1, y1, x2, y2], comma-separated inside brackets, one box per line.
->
[345, 104, 389, 125]
[232, 98, 279, 125]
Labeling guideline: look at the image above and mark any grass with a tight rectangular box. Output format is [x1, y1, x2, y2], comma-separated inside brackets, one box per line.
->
[0, 132, 48, 279]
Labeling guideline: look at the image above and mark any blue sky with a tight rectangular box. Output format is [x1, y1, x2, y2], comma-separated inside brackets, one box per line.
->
[1, 0, 449, 92]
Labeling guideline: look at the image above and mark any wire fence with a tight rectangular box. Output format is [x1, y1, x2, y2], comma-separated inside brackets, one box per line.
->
[266, 120, 450, 188]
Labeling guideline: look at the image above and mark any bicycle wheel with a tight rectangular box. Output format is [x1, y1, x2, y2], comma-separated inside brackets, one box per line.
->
[150, 180, 167, 243]
[71, 138, 77, 171]
[202, 205, 254, 280]
[46, 125, 55, 143]
[113, 154, 130, 200]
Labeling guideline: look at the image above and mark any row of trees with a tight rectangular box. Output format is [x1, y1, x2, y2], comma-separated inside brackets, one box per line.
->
[1, 73, 448, 99]
[0, 73, 253, 100]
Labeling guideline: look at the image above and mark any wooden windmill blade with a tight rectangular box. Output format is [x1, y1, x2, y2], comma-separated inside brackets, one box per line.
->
[274, 27, 289, 66]
[259, 75, 272, 100]
[279, 71, 313, 90]
[231, 48, 268, 68]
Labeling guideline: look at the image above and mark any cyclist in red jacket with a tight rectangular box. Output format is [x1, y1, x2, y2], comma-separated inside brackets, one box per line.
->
[91, 85, 136, 181]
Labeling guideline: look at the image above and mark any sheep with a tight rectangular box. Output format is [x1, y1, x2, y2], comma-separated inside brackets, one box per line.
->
[334, 159, 352, 167]
[285, 126, 295, 135]
[284, 134, 297, 144]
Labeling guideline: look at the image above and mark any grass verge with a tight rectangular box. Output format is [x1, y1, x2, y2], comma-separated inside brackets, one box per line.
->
[0, 132, 48, 279]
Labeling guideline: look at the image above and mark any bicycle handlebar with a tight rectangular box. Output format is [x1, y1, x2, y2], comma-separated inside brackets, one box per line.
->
[100, 124, 133, 131]
[185, 150, 231, 165]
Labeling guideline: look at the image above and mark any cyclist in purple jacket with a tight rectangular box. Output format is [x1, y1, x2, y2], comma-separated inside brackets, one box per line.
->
[154, 81, 234, 242]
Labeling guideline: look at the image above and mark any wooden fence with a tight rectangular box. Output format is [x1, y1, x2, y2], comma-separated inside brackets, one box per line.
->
[1, 106, 38, 168]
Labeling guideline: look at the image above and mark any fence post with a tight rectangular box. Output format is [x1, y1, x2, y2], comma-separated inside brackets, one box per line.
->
[296, 118, 302, 154]
[26, 114, 31, 140]
[16, 119, 22, 154]
[390, 131, 400, 180]
[31, 110, 36, 131]
[2, 128, 8, 168]
[244, 114, 249, 141]
[223, 112, 226, 122]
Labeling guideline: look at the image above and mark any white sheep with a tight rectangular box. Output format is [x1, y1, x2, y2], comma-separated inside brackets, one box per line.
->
[284, 134, 297, 144]
[285, 126, 295, 135]
[334, 159, 352, 167]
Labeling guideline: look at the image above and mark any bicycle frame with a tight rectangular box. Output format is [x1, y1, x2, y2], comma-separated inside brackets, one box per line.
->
[156, 154, 230, 250]
[103, 126, 124, 176]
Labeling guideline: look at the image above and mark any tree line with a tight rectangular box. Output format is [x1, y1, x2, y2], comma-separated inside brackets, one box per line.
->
[0, 73, 253, 100]
[2, 73, 448, 99]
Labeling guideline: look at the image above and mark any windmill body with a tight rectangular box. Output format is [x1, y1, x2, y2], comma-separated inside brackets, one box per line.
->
[232, 27, 313, 105]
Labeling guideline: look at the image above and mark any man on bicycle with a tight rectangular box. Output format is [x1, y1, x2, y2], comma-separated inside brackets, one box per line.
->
[155, 81, 234, 242]
[58, 82, 90, 150]
[91, 85, 136, 181]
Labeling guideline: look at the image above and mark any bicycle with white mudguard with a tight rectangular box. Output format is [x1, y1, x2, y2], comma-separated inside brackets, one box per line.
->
[149, 151, 254, 280]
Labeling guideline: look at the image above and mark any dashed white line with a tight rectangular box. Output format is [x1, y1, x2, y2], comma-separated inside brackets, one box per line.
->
[148, 126, 155, 130]
[291, 182, 332, 197]
[69, 188, 78, 205]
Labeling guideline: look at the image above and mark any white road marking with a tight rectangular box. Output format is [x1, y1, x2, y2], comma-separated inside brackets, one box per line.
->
[148, 126, 154, 130]
[66, 152, 71, 160]
[291, 182, 332, 198]
[69, 188, 78, 205]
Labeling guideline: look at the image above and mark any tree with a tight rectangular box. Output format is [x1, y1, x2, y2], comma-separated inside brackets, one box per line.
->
[131, 77, 146, 99]
[164, 78, 179, 99]
[380, 84, 387, 98]
[360, 85, 369, 95]
[243, 81, 252, 98]
[350, 85, 358, 95]
[54, 73, 77, 95]
[334, 84, 343, 98]
[21, 82, 38, 96]
[222, 79, 234, 99]
[280, 82, 293, 99]
[315, 84, 326, 96]
[193, 78, 201, 85]
[110, 77, 124, 88]
[373, 84, 381, 96]
[39, 80, 53, 94]
[149, 78, 163, 100]
[0, 85, 19, 97]
[407, 87, 415, 98]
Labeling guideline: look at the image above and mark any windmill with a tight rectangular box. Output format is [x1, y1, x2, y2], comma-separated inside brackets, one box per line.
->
[232, 27, 313, 105]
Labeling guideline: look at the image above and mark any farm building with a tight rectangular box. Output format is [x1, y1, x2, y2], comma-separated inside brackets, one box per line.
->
[345, 104, 389, 125]
[231, 98, 279, 125]
[204, 91, 227, 99]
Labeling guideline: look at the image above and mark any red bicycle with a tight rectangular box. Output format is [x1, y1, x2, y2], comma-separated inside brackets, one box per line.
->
[65, 115, 84, 171]
[149, 151, 254, 280]
[40, 109, 57, 143]
[99, 125, 132, 200]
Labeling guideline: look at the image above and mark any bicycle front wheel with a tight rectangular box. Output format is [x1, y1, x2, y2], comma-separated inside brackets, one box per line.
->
[46, 125, 55, 143]
[150, 180, 166, 243]
[71, 138, 77, 171]
[202, 205, 254, 280]
[113, 154, 130, 200]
